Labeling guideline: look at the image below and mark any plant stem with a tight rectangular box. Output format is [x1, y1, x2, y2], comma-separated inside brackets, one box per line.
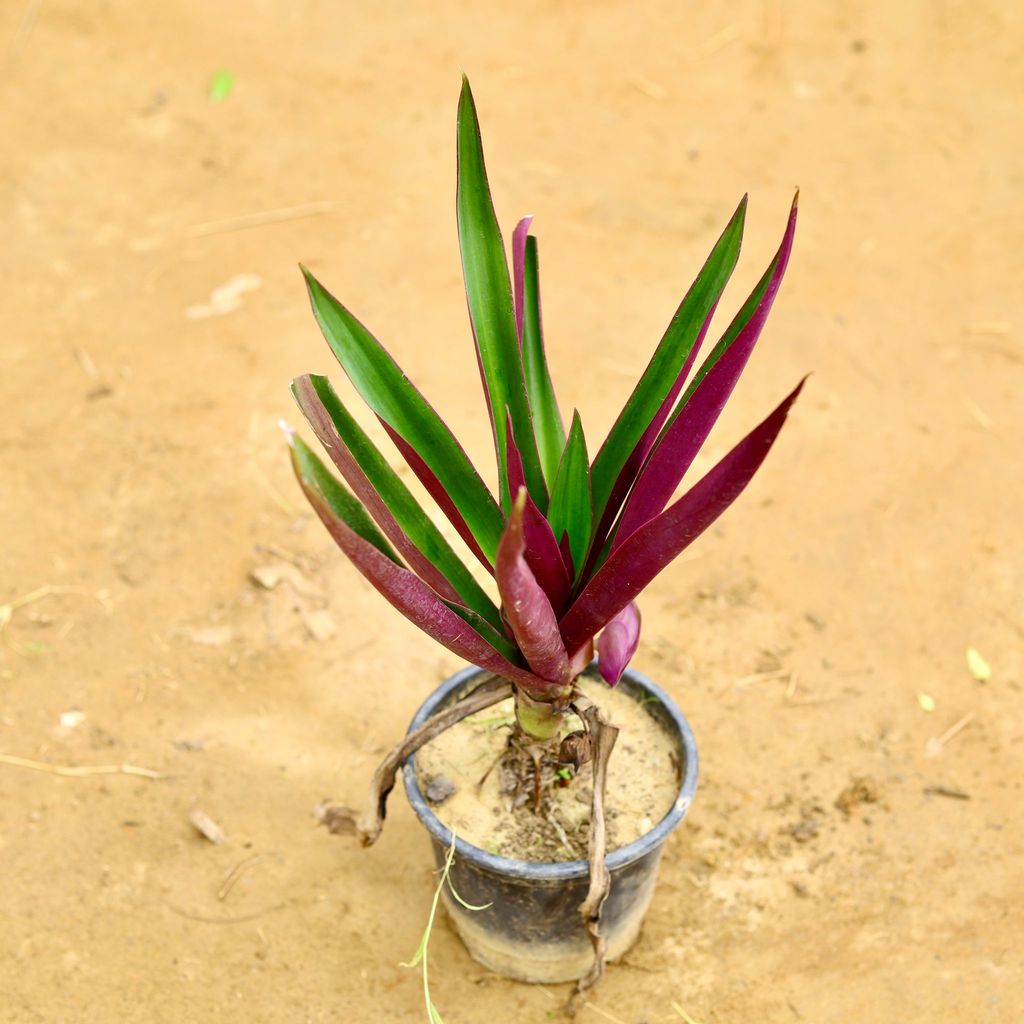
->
[513, 686, 566, 741]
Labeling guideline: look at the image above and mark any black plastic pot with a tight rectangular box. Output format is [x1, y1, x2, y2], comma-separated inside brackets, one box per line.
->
[402, 663, 699, 983]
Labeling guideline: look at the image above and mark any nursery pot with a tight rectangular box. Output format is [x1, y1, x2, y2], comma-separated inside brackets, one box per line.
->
[402, 663, 699, 984]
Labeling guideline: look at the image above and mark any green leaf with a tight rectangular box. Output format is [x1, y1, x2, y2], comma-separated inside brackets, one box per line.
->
[208, 69, 234, 101]
[295, 374, 505, 633]
[589, 197, 747, 527]
[457, 77, 547, 512]
[301, 266, 506, 563]
[546, 412, 592, 579]
[289, 436, 398, 560]
[521, 234, 565, 486]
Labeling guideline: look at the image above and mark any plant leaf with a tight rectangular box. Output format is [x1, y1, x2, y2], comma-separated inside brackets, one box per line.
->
[504, 416, 572, 614]
[288, 436, 398, 560]
[597, 602, 641, 686]
[560, 379, 805, 655]
[457, 77, 547, 511]
[379, 421, 494, 572]
[589, 197, 747, 531]
[545, 411, 592, 580]
[512, 215, 532, 345]
[584, 298, 719, 578]
[290, 439, 565, 699]
[680, 192, 797, 404]
[301, 265, 505, 563]
[521, 233, 566, 488]
[613, 195, 798, 548]
[291, 373, 504, 632]
[495, 490, 572, 684]
[443, 602, 521, 663]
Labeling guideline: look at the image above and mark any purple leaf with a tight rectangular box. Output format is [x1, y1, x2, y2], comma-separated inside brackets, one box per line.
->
[380, 419, 494, 574]
[293, 451, 565, 700]
[505, 417, 572, 613]
[512, 215, 533, 347]
[293, 375, 461, 604]
[495, 489, 572, 684]
[614, 197, 799, 548]
[597, 602, 641, 686]
[560, 379, 806, 656]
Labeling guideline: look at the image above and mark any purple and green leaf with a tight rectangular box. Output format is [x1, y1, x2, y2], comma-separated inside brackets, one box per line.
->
[289, 435, 399, 561]
[457, 78, 548, 513]
[613, 194, 799, 548]
[560, 379, 806, 656]
[512, 215, 532, 345]
[588, 196, 747, 536]
[519, 230, 566, 487]
[301, 266, 505, 564]
[290, 437, 565, 700]
[291, 373, 504, 633]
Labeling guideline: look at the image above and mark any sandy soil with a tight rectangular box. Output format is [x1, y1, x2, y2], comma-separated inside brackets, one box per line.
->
[416, 676, 681, 860]
[2, 2, 1022, 1022]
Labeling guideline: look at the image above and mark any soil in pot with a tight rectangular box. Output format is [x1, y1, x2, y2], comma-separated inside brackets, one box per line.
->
[415, 676, 680, 862]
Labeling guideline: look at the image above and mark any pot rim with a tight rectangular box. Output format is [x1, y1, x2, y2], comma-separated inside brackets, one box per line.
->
[402, 662, 699, 882]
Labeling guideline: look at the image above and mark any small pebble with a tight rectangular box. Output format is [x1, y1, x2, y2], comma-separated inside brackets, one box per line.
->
[425, 775, 456, 805]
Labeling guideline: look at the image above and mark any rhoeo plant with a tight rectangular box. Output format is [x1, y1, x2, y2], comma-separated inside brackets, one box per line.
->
[286, 78, 801, 744]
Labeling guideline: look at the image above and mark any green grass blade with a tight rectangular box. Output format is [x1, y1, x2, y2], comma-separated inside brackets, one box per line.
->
[521, 234, 565, 486]
[294, 374, 505, 633]
[457, 77, 547, 512]
[301, 266, 506, 563]
[589, 197, 747, 528]
[545, 412, 592, 578]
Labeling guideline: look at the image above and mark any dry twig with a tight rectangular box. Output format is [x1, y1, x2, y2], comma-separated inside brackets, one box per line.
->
[315, 675, 512, 846]
[218, 854, 265, 901]
[184, 201, 337, 238]
[568, 692, 619, 1010]
[0, 753, 169, 779]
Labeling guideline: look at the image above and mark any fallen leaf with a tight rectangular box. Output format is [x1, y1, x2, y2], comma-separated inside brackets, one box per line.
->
[250, 565, 285, 590]
[302, 609, 336, 642]
[185, 274, 262, 320]
[186, 625, 234, 647]
[189, 807, 225, 845]
[208, 69, 235, 101]
[966, 646, 991, 682]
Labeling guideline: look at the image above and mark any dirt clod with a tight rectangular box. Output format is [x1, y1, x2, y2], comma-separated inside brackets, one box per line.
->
[424, 774, 457, 805]
[835, 776, 882, 816]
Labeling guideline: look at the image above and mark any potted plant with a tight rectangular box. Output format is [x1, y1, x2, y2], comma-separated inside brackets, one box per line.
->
[285, 77, 801, 997]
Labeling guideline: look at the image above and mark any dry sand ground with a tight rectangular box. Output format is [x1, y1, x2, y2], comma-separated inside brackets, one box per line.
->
[2, 2, 1022, 1021]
